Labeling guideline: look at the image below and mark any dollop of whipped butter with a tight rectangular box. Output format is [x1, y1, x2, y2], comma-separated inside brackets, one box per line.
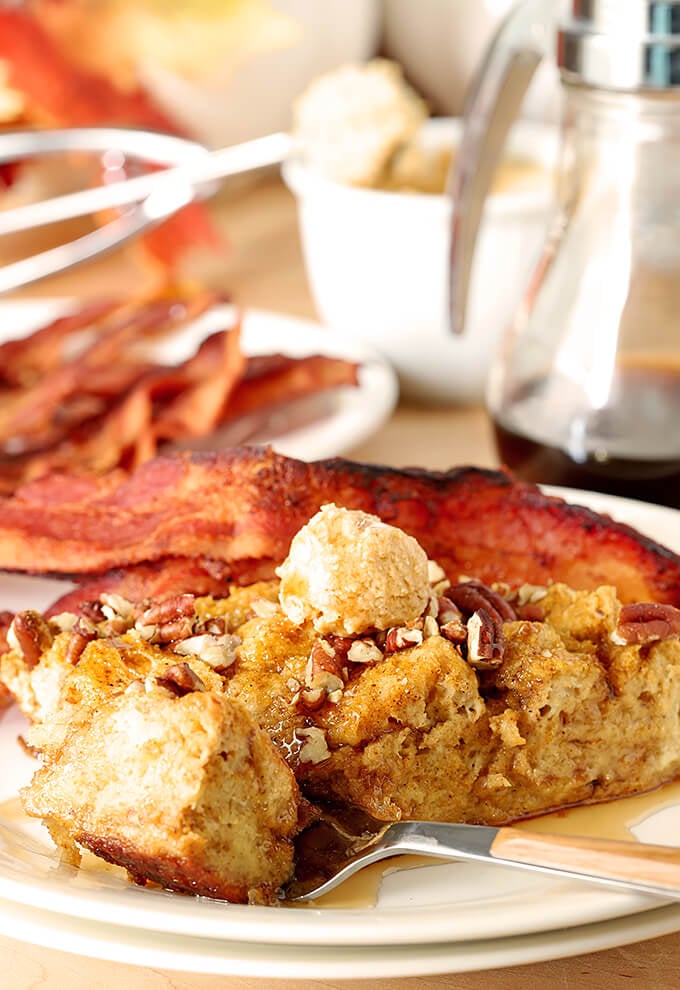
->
[276, 503, 430, 636]
[292, 58, 427, 187]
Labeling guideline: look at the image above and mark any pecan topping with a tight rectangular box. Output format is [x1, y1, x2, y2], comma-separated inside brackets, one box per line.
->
[136, 616, 195, 645]
[347, 639, 384, 665]
[100, 592, 134, 615]
[195, 616, 226, 636]
[7, 611, 54, 667]
[440, 617, 467, 644]
[48, 611, 79, 633]
[384, 625, 424, 653]
[301, 639, 345, 709]
[137, 594, 196, 627]
[173, 632, 240, 671]
[466, 608, 504, 669]
[156, 662, 206, 697]
[446, 581, 517, 624]
[296, 726, 331, 764]
[79, 600, 106, 623]
[427, 559, 450, 594]
[65, 617, 97, 665]
[612, 602, 680, 646]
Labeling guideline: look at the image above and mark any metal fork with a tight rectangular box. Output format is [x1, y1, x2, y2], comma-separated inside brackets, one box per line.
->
[288, 817, 680, 902]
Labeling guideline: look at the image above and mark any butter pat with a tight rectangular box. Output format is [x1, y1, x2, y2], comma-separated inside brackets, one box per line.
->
[293, 59, 427, 187]
[276, 503, 430, 635]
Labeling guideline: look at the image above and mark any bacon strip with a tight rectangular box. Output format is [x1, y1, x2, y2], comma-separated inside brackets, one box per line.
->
[1, 447, 680, 607]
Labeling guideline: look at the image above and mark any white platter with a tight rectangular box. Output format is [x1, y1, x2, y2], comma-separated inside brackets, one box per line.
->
[2, 893, 680, 980]
[0, 300, 399, 462]
[1, 490, 680, 969]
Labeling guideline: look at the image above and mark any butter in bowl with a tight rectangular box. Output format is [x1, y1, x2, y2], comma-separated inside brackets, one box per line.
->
[284, 60, 558, 405]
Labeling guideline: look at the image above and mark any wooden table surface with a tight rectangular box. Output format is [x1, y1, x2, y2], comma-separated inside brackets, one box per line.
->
[3, 176, 680, 988]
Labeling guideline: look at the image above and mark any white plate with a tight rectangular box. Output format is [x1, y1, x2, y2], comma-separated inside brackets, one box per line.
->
[0, 300, 398, 462]
[2, 892, 680, 979]
[2, 490, 680, 963]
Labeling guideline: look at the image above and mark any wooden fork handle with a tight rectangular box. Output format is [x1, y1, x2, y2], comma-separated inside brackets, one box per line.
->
[492, 827, 680, 892]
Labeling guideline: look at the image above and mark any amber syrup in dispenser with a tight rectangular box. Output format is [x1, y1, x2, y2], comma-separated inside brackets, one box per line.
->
[492, 357, 680, 508]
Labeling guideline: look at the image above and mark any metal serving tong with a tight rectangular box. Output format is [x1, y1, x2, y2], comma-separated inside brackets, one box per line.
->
[0, 126, 293, 294]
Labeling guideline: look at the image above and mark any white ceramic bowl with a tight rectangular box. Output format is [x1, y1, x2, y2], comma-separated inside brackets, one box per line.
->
[283, 117, 558, 404]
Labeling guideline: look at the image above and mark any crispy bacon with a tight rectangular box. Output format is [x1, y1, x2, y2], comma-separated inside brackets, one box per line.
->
[0, 293, 360, 491]
[1, 447, 680, 608]
[0, 7, 219, 268]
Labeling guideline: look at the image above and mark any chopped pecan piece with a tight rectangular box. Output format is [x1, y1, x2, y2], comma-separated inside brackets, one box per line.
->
[156, 662, 206, 697]
[65, 617, 97, 665]
[194, 616, 227, 636]
[79, 600, 106, 623]
[173, 632, 240, 671]
[612, 602, 680, 646]
[100, 592, 135, 618]
[466, 608, 504, 669]
[296, 726, 331, 764]
[137, 594, 196, 627]
[384, 626, 424, 653]
[301, 639, 345, 709]
[440, 617, 467, 644]
[250, 598, 280, 618]
[347, 639, 384, 665]
[7, 611, 54, 667]
[139, 616, 195, 645]
[48, 612, 79, 633]
[438, 596, 462, 625]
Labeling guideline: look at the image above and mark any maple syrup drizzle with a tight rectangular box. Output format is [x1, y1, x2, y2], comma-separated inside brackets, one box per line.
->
[4, 782, 680, 910]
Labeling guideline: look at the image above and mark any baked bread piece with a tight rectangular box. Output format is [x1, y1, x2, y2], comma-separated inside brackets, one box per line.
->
[21, 686, 303, 904]
[5, 505, 680, 899]
[221, 581, 680, 824]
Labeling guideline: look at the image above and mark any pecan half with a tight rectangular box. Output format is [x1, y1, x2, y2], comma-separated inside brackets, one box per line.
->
[466, 608, 504, 669]
[7, 611, 54, 667]
[612, 602, 680, 646]
[446, 581, 517, 624]
[156, 662, 206, 697]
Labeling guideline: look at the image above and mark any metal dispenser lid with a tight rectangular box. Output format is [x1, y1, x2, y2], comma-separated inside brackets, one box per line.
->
[559, 0, 680, 89]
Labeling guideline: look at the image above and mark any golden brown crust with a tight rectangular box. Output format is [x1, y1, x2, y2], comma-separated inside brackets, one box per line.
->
[21, 690, 302, 903]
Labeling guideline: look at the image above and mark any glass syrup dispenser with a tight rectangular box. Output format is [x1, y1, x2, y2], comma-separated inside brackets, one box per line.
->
[450, 0, 680, 507]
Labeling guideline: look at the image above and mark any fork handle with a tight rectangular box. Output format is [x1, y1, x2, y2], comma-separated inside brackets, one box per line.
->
[492, 827, 680, 894]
